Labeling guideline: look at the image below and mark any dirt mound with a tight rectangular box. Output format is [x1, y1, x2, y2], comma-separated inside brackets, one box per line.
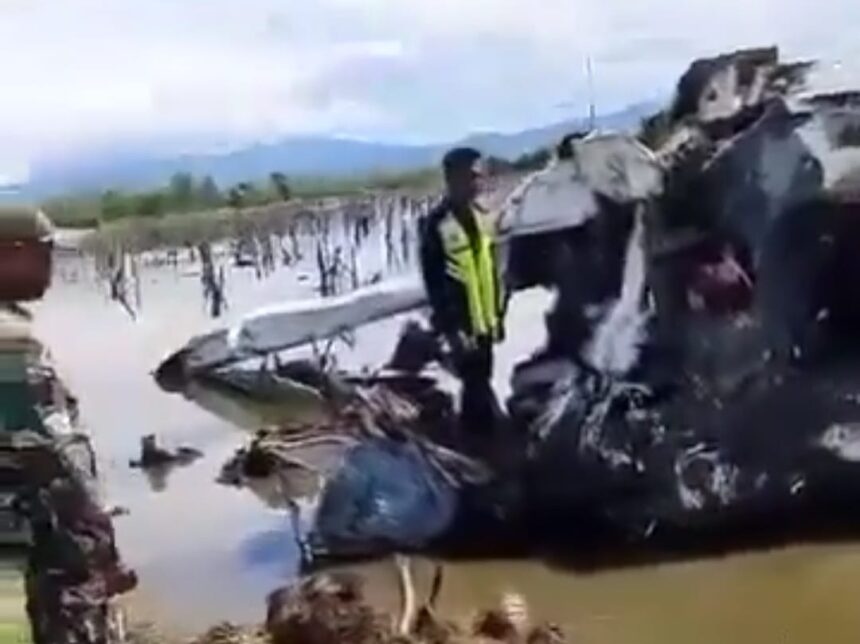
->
[165, 567, 568, 644]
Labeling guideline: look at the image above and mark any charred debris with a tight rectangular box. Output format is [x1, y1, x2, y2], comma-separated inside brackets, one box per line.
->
[156, 46, 860, 570]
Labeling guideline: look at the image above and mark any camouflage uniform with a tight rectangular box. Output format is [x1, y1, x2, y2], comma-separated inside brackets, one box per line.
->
[20, 466, 136, 644]
[0, 209, 135, 644]
[0, 305, 136, 644]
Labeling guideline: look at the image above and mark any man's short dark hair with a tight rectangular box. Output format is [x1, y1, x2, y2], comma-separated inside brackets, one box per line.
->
[442, 147, 482, 177]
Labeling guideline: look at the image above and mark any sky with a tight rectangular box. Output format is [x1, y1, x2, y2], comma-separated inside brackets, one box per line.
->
[0, 0, 858, 181]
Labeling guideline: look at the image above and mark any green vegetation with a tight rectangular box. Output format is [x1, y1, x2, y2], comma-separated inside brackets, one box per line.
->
[78, 203, 293, 255]
[75, 169, 446, 255]
[0, 564, 27, 644]
[41, 167, 445, 231]
[40, 145, 560, 256]
[38, 141, 562, 232]
[0, 622, 28, 644]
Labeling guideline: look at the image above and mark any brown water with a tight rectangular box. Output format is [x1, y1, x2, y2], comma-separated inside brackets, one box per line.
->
[26, 254, 860, 642]
[331, 546, 860, 644]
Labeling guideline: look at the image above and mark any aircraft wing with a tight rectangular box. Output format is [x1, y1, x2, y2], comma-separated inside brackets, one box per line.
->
[173, 276, 428, 376]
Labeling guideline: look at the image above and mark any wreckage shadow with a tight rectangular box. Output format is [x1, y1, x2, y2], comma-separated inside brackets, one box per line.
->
[307, 530, 860, 582]
[423, 505, 860, 577]
[539, 519, 860, 576]
[141, 465, 172, 493]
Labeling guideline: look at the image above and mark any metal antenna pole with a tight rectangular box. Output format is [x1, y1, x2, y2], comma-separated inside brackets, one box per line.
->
[586, 56, 596, 130]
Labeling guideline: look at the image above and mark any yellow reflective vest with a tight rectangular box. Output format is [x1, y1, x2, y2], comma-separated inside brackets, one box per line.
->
[437, 208, 503, 341]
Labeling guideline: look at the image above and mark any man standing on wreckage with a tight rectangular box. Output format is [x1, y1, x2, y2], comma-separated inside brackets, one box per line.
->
[418, 148, 508, 437]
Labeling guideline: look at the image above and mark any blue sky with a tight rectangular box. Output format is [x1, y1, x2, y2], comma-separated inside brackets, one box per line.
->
[0, 0, 858, 180]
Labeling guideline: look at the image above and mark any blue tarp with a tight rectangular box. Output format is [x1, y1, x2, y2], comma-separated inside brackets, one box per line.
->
[314, 438, 457, 551]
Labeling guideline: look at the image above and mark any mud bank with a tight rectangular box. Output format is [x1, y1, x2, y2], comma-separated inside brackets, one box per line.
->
[130, 565, 567, 644]
[119, 543, 860, 644]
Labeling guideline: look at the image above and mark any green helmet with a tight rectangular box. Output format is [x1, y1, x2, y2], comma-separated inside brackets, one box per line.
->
[0, 206, 54, 243]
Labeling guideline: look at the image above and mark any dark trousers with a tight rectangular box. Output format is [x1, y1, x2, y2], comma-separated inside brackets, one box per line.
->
[453, 336, 499, 434]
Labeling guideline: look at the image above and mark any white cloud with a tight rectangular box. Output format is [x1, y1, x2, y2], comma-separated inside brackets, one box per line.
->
[0, 0, 858, 180]
[0, 0, 402, 178]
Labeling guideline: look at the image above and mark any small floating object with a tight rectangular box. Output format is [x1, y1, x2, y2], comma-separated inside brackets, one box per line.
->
[128, 434, 203, 469]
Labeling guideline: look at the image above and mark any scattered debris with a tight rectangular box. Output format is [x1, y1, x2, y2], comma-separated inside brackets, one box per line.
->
[217, 372, 487, 561]
[192, 623, 269, 644]
[128, 435, 204, 493]
[108, 505, 131, 518]
[129, 434, 203, 470]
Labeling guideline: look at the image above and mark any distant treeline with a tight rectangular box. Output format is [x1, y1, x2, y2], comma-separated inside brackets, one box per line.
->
[42, 168, 442, 229]
[42, 147, 553, 229]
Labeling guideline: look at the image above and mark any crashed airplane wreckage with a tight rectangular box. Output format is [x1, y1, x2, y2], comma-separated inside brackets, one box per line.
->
[158, 46, 860, 564]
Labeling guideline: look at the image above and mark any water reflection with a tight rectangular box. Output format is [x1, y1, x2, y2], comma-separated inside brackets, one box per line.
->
[140, 466, 170, 493]
[82, 193, 430, 320]
[314, 545, 860, 644]
[239, 528, 298, 571]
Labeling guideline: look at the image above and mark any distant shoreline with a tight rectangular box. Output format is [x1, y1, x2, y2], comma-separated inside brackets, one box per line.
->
[53, 173, 523, 256]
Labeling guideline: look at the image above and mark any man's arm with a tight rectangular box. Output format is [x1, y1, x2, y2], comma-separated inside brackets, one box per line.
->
[418, 215, 457, 337]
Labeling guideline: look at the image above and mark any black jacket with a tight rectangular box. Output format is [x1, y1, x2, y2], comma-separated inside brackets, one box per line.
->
[418, 198, 506, 340]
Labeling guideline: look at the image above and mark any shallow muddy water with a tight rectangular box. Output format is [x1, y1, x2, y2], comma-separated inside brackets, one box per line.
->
[332, 545, 860, 644]
[24, 249, 860, 642]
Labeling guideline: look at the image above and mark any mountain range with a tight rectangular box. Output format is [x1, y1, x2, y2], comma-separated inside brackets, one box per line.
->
[7, 102, 658, 201]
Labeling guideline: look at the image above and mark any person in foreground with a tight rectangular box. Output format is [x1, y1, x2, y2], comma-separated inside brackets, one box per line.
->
[0, 206, 137, 644]
[418, 147, 507, 435]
